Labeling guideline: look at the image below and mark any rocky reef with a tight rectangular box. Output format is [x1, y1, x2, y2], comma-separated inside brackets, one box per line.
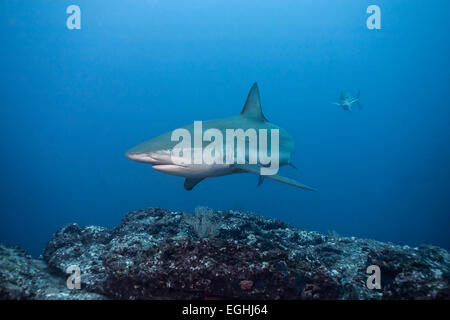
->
[0, 244, 104, 300]
[1, 207, 449, 300]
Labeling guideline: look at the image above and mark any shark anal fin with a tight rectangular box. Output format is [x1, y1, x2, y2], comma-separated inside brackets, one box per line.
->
[287, 162, 298, 170]
[184, 178, 204, 191]
[258, 175, 264, 186]
[234, 164, 316, 192]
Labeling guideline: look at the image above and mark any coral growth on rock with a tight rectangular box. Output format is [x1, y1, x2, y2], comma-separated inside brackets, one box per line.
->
[0, 244, 104, 299]
[1, 208, 449, 299]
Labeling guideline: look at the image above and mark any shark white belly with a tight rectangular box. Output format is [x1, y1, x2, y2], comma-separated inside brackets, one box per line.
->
[152, 163, 234, 179]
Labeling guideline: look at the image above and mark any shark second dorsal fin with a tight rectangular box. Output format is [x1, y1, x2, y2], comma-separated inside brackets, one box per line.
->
[240, 82, 267, 121]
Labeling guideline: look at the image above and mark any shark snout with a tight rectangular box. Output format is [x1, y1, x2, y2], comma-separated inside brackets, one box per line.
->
[125, 151, 151, 163]
[125, 149, 172, 164]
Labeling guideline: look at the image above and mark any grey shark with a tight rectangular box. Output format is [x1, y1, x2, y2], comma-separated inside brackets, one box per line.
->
[332, 91, 362, 112]
[126, 82, 316, 191]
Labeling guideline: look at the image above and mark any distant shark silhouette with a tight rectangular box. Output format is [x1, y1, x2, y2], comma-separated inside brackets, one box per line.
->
[126, 83, 316, 191]
[332, 91, 362, 113]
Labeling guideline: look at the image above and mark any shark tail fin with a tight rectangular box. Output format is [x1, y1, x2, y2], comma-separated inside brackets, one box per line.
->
[356, 91, 362, 109]
[234, 164, 316, 191]
[264, 172, 317, 191]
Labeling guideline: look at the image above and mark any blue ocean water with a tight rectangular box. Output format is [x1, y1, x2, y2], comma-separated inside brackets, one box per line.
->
[0, 1, 449, 256]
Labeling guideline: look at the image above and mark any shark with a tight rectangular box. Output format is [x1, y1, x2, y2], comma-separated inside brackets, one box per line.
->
[332, 91, 362, 113]
[126, 82, 316, 191]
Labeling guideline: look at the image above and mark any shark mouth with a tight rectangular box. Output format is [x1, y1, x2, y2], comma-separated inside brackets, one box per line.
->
[151, 164, 187, 176]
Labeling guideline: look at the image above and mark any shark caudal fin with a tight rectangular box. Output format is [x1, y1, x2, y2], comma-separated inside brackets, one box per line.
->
[266, 173, 317, 191]
[234, 164, 316, 191]
[356, 91, 362, 109]
[240, 82, 268, 121]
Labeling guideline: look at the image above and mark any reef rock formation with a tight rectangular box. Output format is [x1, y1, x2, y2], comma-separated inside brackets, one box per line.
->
[1, 207, 449, 299]
[0, 244, 104, 299]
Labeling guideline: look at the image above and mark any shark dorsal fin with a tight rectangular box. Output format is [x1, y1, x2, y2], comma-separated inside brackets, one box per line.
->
[340, 91, 351, 100]
[240, 82, 267, 121]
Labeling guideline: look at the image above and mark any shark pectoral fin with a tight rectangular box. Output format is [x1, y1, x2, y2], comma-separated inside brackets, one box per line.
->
[184, 178, 204, 191]
[234, 164, 316, 191]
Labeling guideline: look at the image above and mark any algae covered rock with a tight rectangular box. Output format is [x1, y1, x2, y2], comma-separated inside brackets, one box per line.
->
[1, 207, 449, 299]
[38, 207, 449, 300]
